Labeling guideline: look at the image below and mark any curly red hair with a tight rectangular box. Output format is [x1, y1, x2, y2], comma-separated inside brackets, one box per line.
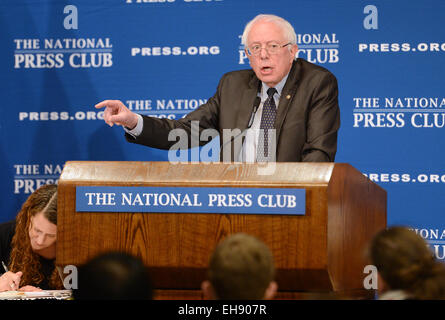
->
[8, 184, 63, 289]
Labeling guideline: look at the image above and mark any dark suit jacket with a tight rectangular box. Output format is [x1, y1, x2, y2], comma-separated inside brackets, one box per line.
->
[126, 58, 340, 162]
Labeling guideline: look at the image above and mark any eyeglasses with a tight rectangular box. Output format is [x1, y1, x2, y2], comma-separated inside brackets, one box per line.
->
[246, 42, 292, 56]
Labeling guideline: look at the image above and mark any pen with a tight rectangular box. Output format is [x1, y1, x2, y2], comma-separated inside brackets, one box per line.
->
[2, 261, 18, 291]
[56, 266, 64, 284]
[1, 261, 8, 273]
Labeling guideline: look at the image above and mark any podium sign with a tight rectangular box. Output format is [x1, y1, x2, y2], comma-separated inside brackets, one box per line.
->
[75, 186, 306, 215]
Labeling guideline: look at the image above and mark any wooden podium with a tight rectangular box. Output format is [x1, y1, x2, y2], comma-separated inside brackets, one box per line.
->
[57, 161, 386, 299]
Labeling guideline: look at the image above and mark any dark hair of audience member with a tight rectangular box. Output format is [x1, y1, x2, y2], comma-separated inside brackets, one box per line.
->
[73, 251, 153, 300]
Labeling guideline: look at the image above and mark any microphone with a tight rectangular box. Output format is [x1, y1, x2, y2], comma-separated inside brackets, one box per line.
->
[247, 96, 261, 128]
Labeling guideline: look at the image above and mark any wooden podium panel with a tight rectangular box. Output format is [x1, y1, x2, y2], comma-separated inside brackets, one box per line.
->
[57, 162, 386, 298]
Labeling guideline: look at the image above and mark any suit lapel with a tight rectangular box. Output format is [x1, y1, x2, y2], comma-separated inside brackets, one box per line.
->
[275, 60, 301, 143]
[235, 76, 260, 130]
[221, 74, 259, 161]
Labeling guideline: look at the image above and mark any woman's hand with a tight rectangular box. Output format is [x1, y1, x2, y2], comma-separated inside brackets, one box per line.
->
[19, 285, 43, 292]
[0, 271, 22, 291]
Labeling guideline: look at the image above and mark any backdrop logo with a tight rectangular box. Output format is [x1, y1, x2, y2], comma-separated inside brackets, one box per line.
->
[13, 38, 113, 69]
[126, 0, 175, 2]
[353, 96, 445, 128]
[126, 97, 207, 119]
[358, 42, 445, 53]
[413, 228, 445, 260]
[18, 109, 104, 122]
[295, 33, 339, 64]
[238, 33, 339, 65]
[131, 45, 220, 57]
[363, 172, 445, 184]
[13, 163, 62, 194]
[125, 0, 223, 3]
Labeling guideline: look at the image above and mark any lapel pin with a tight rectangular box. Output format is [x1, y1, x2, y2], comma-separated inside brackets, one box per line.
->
[286, 95, 291, 99]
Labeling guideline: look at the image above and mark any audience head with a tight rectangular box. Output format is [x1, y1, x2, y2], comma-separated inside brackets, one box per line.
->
[74, 251, 153, 300]
[9, 184, 61, 288]
[369, 226, 445, 300]
[202, 233, 277, 300]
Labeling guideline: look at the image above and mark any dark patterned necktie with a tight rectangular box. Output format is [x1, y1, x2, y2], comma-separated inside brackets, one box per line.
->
[257, 87, 277, 162]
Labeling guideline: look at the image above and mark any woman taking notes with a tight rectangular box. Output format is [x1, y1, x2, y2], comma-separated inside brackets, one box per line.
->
[0, 184, 63, 292]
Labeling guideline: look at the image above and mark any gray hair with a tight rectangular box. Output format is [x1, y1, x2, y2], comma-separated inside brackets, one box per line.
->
[241, 14, 297, 48]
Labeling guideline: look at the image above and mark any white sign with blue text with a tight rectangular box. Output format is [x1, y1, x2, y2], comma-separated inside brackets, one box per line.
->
[76, 186, 306, 215]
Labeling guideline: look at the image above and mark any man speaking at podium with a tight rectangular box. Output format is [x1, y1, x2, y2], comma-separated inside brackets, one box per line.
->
[95, 14, 340, 162]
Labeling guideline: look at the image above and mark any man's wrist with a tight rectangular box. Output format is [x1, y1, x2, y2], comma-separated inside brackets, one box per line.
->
[124, 114, 143, 137]
[125, 114, 139, 130]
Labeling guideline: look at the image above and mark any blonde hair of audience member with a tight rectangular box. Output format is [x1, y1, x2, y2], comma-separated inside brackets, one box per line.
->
[9, 184, 63, 290]
[370, 226, 445, 300]
[201, 233, 277, 300]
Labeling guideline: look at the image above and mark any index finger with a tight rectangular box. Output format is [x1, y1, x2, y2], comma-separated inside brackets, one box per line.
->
[95, 100, 119, 109]
[13, 272, 22, 281]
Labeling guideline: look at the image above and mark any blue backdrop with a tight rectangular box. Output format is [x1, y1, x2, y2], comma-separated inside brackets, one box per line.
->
[1, 0, 444, 260]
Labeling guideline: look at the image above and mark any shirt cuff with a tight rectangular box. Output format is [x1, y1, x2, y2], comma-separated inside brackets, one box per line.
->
[123, 114, 143, 137]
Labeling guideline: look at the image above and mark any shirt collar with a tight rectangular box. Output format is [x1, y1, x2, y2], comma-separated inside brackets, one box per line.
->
[260, 72, 289, 101]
